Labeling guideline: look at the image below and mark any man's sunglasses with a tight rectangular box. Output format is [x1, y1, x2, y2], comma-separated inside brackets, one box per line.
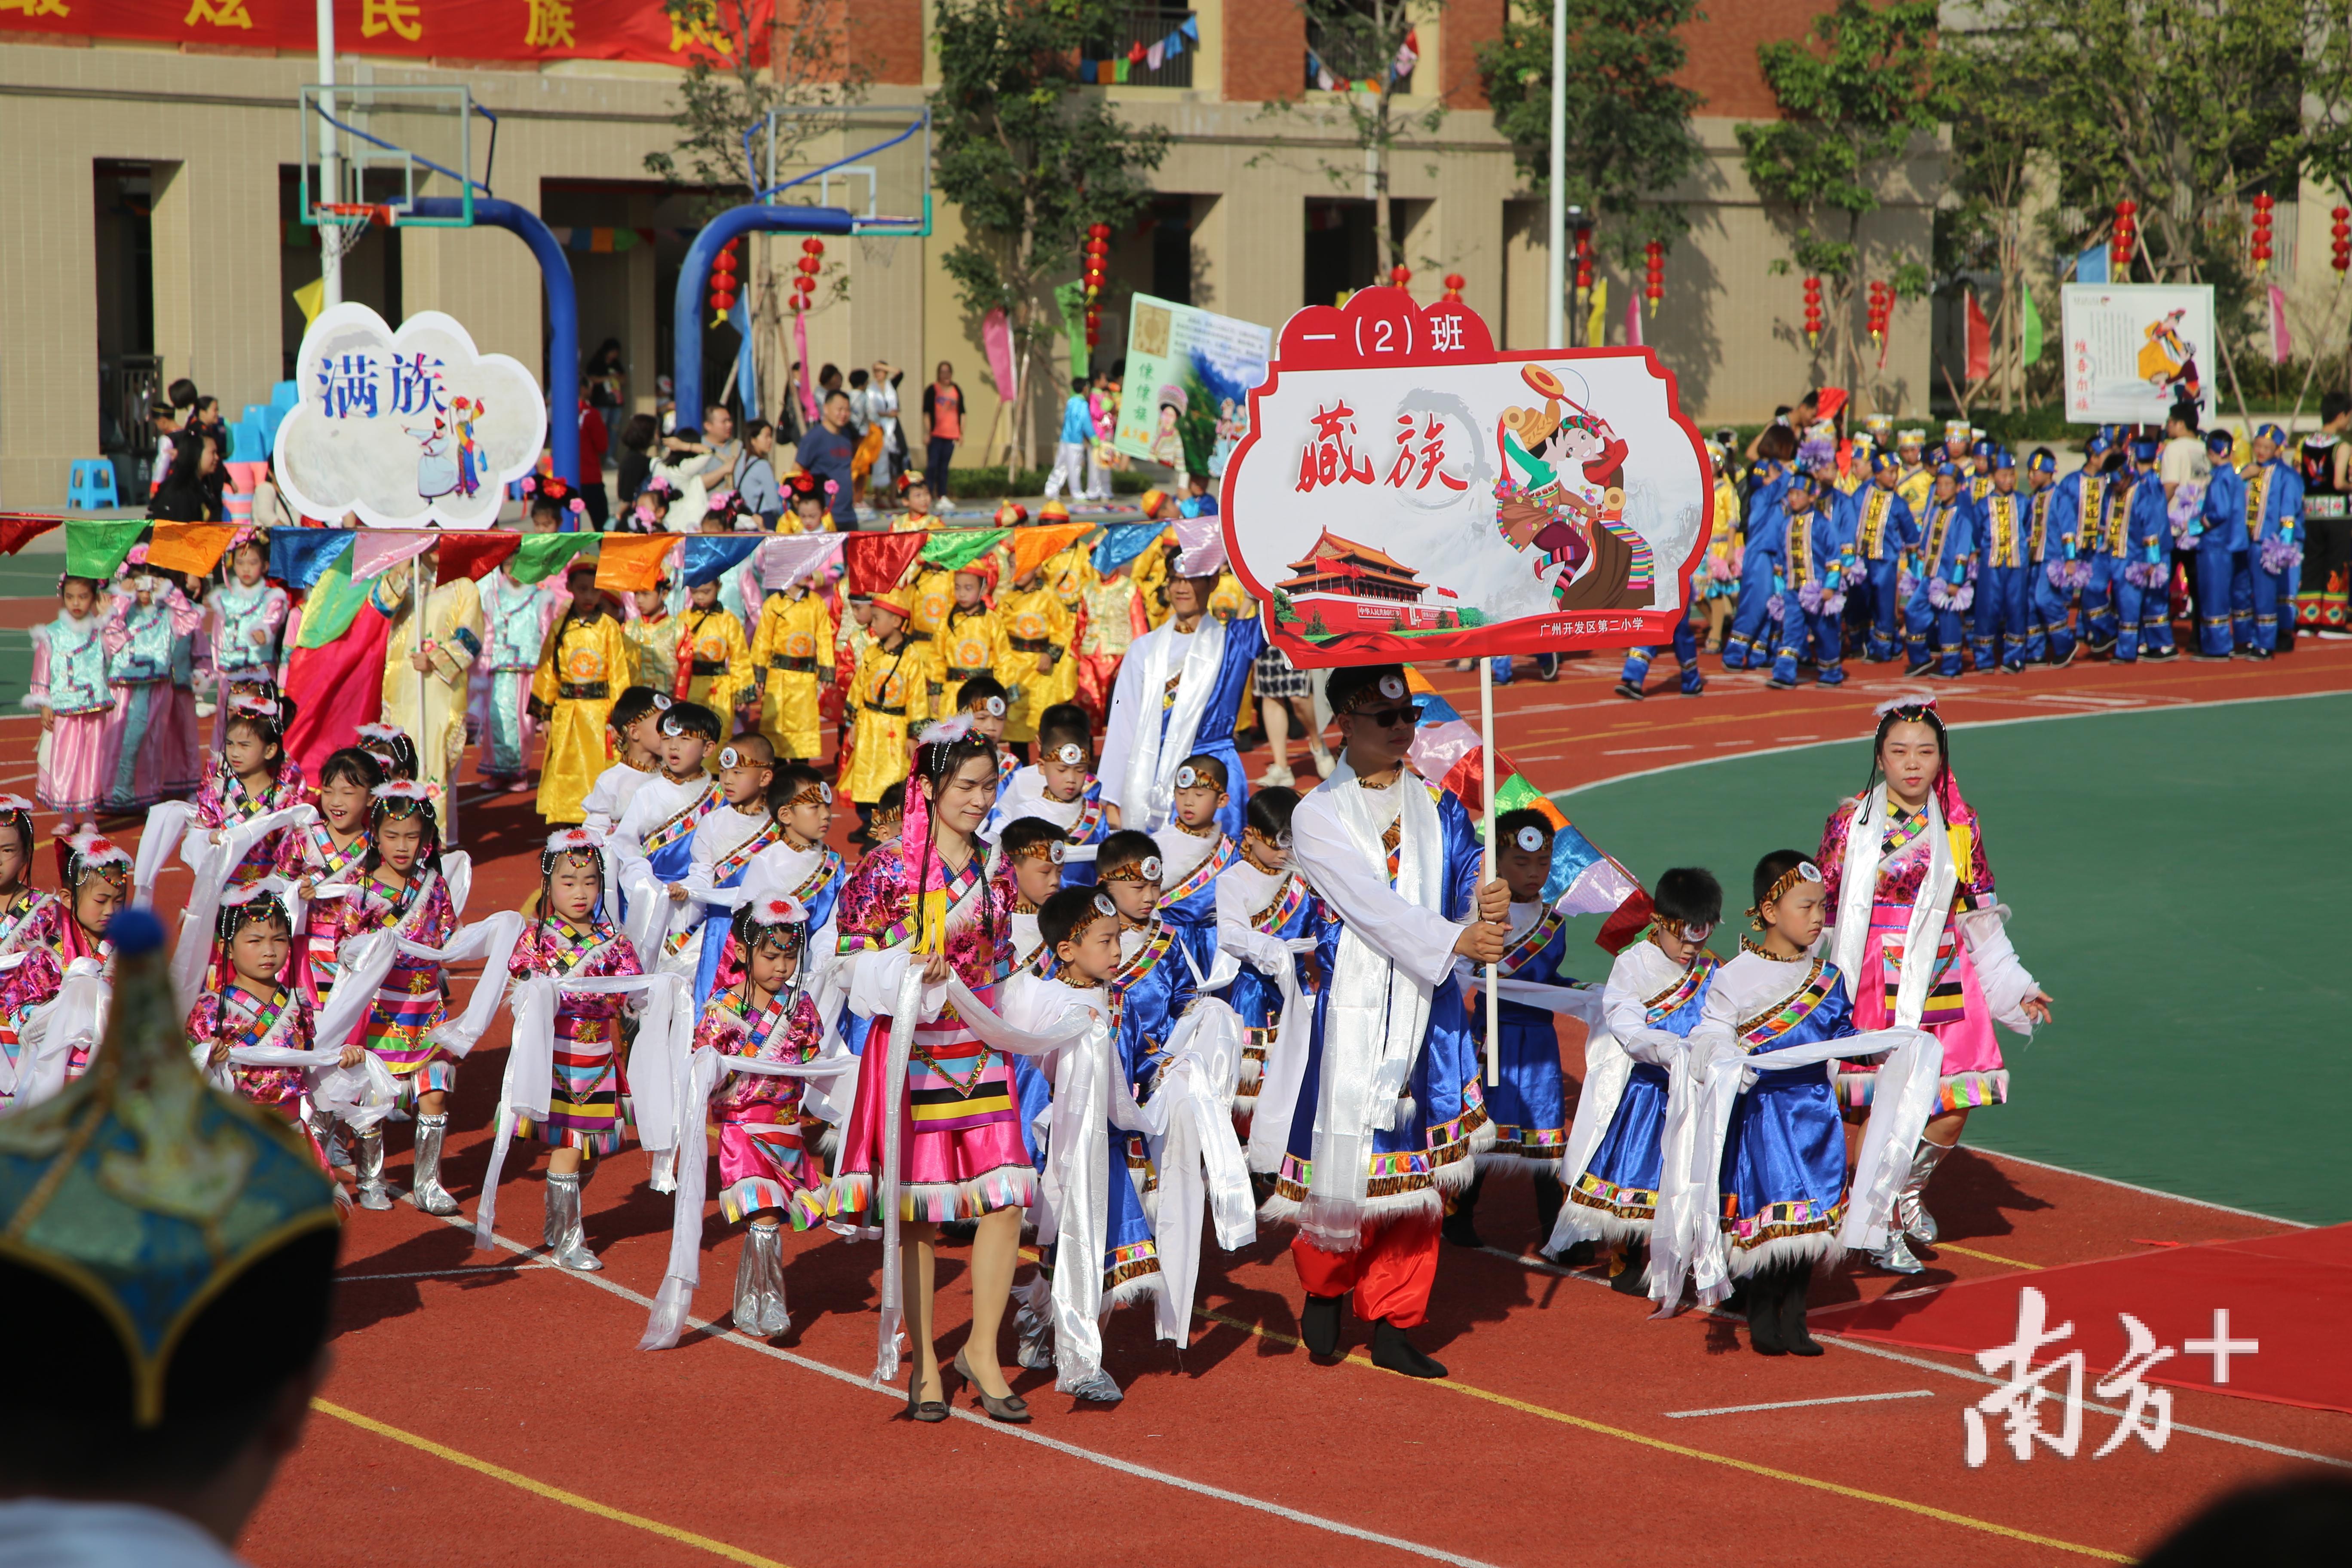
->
[1355, 703, 1423, 729]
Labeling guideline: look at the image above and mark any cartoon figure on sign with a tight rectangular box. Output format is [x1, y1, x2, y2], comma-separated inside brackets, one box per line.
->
[408, 416, 460, 500]
[2137, 309, 2201, 404]
[1152, 384, 1189, 475]
[1492, 364, 1650, 610]
[451, 395, 488, 499]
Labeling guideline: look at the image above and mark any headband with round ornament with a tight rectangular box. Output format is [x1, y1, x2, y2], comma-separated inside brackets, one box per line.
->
[1009, 836, 1068, 867]
[540, 825, 606, 879]
[1064, 890, 1118, 942]
[781, 776, 833, 810]
[1327, 664, 1412, 716]
[1101, 852, 1163, 886]
[1048, 740, 1088, 768]
[1746, 860, 1825, 929]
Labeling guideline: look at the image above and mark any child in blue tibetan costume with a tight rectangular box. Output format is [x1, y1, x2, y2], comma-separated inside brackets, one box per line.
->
[2235, 422, 2303, 656]
[982, 703, 1114, 886]
[2111, 437, 2177, 662]
[1155, 754, 1240, 983]
[1720, 438, 1793, 671]
[1694, 851, 1859, 1357]
[612, 701, 722, 970]
[1443, 810, 1596, 1252]
[2192, 428, 2247, 659]
[2043, 434, 2116, 660]
[683, 738, 785, 1001]
[1767, 470, 1847, 689]
[1904, 463, 1977, 679]
[1213, 787, 1326, 1140]
[997, 814, 1073, 1171]
[1968, 450, 2032, 673]
[1849, 452, 1919, 662]
[1550, 867, 1722, 1295]
[2017, 449, 2063, 665]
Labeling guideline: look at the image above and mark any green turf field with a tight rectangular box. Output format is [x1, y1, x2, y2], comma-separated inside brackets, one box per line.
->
[1551, 693, 2351, 1227]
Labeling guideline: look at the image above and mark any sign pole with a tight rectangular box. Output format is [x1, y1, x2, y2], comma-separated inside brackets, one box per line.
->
[1481, 656, 1499, 1087]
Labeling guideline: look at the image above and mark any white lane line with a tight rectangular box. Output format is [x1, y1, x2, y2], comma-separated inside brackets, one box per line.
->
[1957, 1145, 2308, 1228]
[1479, 1247, 2351, 1470]
[340, 1263, 554, 1282]
[429, 1214, 1506, 1568]
[1663, 1390, 1935, 1419]
[1602, 744, 1692, 756]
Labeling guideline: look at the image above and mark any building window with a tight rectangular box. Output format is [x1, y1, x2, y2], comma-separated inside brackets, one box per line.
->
[1304, 3, 1416, 95]
[1084, 9, 1195, 89]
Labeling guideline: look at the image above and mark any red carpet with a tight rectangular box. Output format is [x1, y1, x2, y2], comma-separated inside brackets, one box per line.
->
[1815, 1224, 2352, 1417]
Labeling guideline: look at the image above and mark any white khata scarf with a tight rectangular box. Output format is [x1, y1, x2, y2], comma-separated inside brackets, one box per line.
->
[1118, 616, 1225, 832]
[1827, 782, 1958, 1029]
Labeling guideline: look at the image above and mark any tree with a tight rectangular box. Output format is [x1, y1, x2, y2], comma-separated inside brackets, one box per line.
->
[645, 0, 867, 418]
[1736, 0, 1940, 399]
[1935, 27, 2058, 415]
[932, 0, 1171, 471]
[1263, 0, 1449, 285]
[1474, 0, 1706, 271]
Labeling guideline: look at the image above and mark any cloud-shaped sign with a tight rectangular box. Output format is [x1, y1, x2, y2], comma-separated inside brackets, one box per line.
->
[274, 304, 547, 528]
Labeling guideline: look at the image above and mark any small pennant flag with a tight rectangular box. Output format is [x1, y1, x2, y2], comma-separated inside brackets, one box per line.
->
[434, 530, 522, 583]
[64, 519, 149, 582]
[679, 534, 763, 588]
[595, 532, 681, 595]
[268, 528, 355, 594]
[921, 527, 1010, 573]
[349, 530, 438, 584]
[144, 523, 239, 577]
[508, 533, 602, 585]
[1013, 521, 1096, 582]
[842, 530, 928, 597]
[0, 514, 63, 557]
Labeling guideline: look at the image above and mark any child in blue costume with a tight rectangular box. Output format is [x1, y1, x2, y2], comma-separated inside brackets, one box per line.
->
[1154, 753, 1240, 983]
[1969, 450, 2033, 674]
[1442, 810, 1598, 1253]
[2190, 428, 2248, 659]
[2234, 422, 2304, 657]
[1904, 463, 1978, 679]
[704, 763, 845, 1003]
[681, 736, 783, 999]
[1694, 851, 1862, 1357]
[1767, 469, 1848, 689]
[1270, 665, 1508, 1379]
[1550, 867, 1722, 1295]
[612, 701, 722, 970]
[2110, 435, 2178, 663]
[1213, 786, 1327, 1142]
[1721, 430, 1795, 670]
[998, 814, 1074, 1172]
[2017, 449, 2063, 665]
[1849, 451, 1920, 662]
[2049, 433, 2120, 656]
[982, 703, 1114, 886]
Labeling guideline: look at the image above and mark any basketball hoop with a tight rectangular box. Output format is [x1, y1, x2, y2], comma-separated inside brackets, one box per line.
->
[316, 202, 394, 263]
[855, 230, 900, 270]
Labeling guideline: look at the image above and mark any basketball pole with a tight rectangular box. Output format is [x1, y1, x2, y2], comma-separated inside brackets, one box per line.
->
[1482, 656, 1499, 1087]
[1544, 0, 1565, 348]
[317, 0, 341, 308]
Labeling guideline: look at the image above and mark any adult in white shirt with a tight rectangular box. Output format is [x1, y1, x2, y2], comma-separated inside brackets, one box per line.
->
[2159, 400, 2211, 500]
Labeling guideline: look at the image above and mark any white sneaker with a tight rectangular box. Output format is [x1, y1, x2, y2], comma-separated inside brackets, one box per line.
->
[1254, 762, 1295, 787]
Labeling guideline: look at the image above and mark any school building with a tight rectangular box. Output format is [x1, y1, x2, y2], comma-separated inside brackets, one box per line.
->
[1, 0, 1941, 512]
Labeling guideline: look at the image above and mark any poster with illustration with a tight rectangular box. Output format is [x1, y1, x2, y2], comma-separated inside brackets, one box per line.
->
[1113, 293, 1273, 481]
[274, 303, 547, 527]
[2058, 284, 2216, 426]
[1219, 290, 1714, 666]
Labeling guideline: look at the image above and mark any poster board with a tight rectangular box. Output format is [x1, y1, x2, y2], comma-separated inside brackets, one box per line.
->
[1114, 293, 1274, 481]
[274, 304, 548, 528]
[2058, 284, 2216, 426]
[1218, 290, 1714, 666]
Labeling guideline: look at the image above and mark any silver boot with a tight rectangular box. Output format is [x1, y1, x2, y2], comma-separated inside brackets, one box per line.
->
[352, 1127, 394, 1210]
[1895, 1138, 1953, 1245]
[1871, 1230, 1926, 1274]
[1014, 1301, 1056, 1371]
[542, 1170, 602, 1271]
[407, 1113, 462, 1216]
[732, 1222, 791, 1338]
[1063, 1366, 1124, 1403]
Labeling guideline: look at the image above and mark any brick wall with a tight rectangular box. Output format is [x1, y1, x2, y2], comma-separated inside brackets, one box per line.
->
[1442, 0, 1501, 109]
[1224, 1, 1305, 105]
[1676, 0, 1834, 119]
[847, 0, 926, 86]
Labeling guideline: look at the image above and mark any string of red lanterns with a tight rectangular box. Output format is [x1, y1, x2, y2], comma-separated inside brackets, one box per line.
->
[1573, 228, 1593, 294]
[1865, 279, 1892, 347]
[1801, 275, 1822, 346]
[708, 237, 741, 322]
[2333, 205, 2351, 275]
[1442, 272, 1464, 303]
[790, 236, 824, 313]
[1082, 222, 1109, 349]
[1389, 264, 1412, 290]
[1642, 239, 1664, 317]
[2110, 199, 2137, 276]
[2250, 192, 2275, 274]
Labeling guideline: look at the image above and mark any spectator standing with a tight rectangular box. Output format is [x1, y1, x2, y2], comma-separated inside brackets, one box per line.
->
[1043, 377, 1092, 501]
[703, 403, 742, 483]
[796, 388, 860, 529]
[587, 337, 626, 412]
[735, 418, 784, 527]
[864, 361, 903, 508]
[578, 388, 611, 528]
[922, 359, 963, 500]
[616, 412, 658, 507]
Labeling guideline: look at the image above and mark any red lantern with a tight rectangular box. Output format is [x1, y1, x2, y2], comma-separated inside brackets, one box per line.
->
[1801, 275, 1824, 346]
[2111, 198, 2137, 274]
[1573, 228, 1593, 293]
[804, 238, 824, 258]
[1090, 222, 1111, 240]
[1390, 264, 1411, 288]
[1442, 271, 1464, 303]
[1642, 239, 1664, 316]
[2331, 205, 2350, 274]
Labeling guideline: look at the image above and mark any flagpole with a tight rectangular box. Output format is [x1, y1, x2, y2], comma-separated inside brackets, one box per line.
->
[1481, 656, 1499, 1087]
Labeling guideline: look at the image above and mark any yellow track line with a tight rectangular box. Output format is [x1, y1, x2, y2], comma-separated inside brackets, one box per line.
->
[313, 1399, 793, 1568]
[1937, 1242, 2041, 1270]
[1192, 1310, 2128, 1564]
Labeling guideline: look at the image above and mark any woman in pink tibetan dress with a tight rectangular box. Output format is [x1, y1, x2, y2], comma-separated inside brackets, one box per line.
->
[1816, 698, 2053, 1275]
[831, 723, 1035, 1424]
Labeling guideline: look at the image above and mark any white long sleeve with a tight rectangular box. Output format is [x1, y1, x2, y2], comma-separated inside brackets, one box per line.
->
[1095, 630, 1152, 814]
[1214, 866, 1297, 976]
[1602, 943, 1700, 1069]
[1289, 785, 1462, 991]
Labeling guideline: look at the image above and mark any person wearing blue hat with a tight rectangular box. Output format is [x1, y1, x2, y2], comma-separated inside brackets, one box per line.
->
[2234, 421, 2303, 657]
[2108, 433, 2178, 662]
[2017, 448, 2063, 663]
[1850, 448, 1920, 661]
[2190, 428, 2248, 658]
[1967, 438, 1997, 508]
[1721, 426, 1796, 671]
[1970, 448, 2032, 674]
[1764, 469, 1847, 688]
[2043, 435, 2116, 662]
[1904, 462, 1977, 678]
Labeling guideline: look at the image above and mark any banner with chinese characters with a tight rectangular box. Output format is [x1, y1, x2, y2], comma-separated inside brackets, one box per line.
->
[2058, 283, 2216, 426]
[274, 303, 546, 528]
[1114, 293, 1273, 482]
[1219, 290, 1714, 667]
[0, 0, 769, 68]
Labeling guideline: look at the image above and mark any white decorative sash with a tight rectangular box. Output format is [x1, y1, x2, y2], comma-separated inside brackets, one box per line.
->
[1119, 617, 1225, 832]
[1827, 784, 1958, 1029]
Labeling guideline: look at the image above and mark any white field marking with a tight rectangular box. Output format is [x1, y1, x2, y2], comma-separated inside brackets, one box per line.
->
[1551, 686, 2352, 800]
[1663, 1390, 1936, 1419]
[1480, 1247, 2351, 1470]
[431, 1214, 1507, 1568]
[340, 1263, 553, 1282]
[1602, 745, 1693, 757]
[1956, 1144, 2308, 1228]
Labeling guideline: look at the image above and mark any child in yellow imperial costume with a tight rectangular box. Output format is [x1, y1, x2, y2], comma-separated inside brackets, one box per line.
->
[531, 560, 631, 825]
[933, 556, 1015, 710]
[999, 523, 1087, 747]
[750, 563, 837, 763]
[841, 585, 934, 829]
[677, 576, 753, 725]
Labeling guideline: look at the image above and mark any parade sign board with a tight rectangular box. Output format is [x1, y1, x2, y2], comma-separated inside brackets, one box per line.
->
[1219, 290, 1714, 666]
[1114, 293, 1273, 481]
[2059, 284, 2216, 426]
[274, 304, 548, 528]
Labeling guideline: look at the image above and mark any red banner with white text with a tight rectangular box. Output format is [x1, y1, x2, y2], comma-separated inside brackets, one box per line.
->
[0, 0, 769, 69]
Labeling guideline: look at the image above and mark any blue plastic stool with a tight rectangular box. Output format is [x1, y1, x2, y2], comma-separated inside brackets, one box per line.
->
[68, 459, 120, 511]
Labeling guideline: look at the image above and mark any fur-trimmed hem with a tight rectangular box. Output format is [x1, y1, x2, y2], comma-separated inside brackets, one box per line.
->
[1258, 1182, 1443, 1240]
[1231, 1091, 1259, 1115]
[826, 1162, 1038, 1225]
[1104, 1268, 1162, 1312]
[1549, 1204, 1651, 1247]
[1724, 1225, 1845, 1279]
[1473, 1148, 1566, 1177]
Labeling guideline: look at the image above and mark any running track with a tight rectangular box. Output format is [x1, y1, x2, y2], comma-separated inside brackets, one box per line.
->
[10, 638, 2347, 1567]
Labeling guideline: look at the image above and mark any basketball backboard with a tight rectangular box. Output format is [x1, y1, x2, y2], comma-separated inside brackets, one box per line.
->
[299, 83, 495, 229]
[758, 103, 930, 236]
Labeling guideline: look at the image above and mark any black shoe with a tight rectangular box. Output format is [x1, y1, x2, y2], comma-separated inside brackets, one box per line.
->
[1778, 1268, 1823, 1356]
[1608, 1242, 1649, 1296]
[2145, 645, 2178, 662]
[2048, 643, 2079, 669]
[1300, 1292, 1346, 1358]
[1440, 1209, 1485, 1249]
[1556, 1239, 1597, 1267]
[1531, 1175, 1565, 1250]
[1369, 1317, 1447, 1378]
[1766, 677, 1795, 690]
[1614, 681, 1645, 701]
[1745, 1271, 1787, 1356]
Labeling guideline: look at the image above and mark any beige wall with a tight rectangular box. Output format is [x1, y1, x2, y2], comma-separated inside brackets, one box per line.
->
[2, 25, 1941, 510]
